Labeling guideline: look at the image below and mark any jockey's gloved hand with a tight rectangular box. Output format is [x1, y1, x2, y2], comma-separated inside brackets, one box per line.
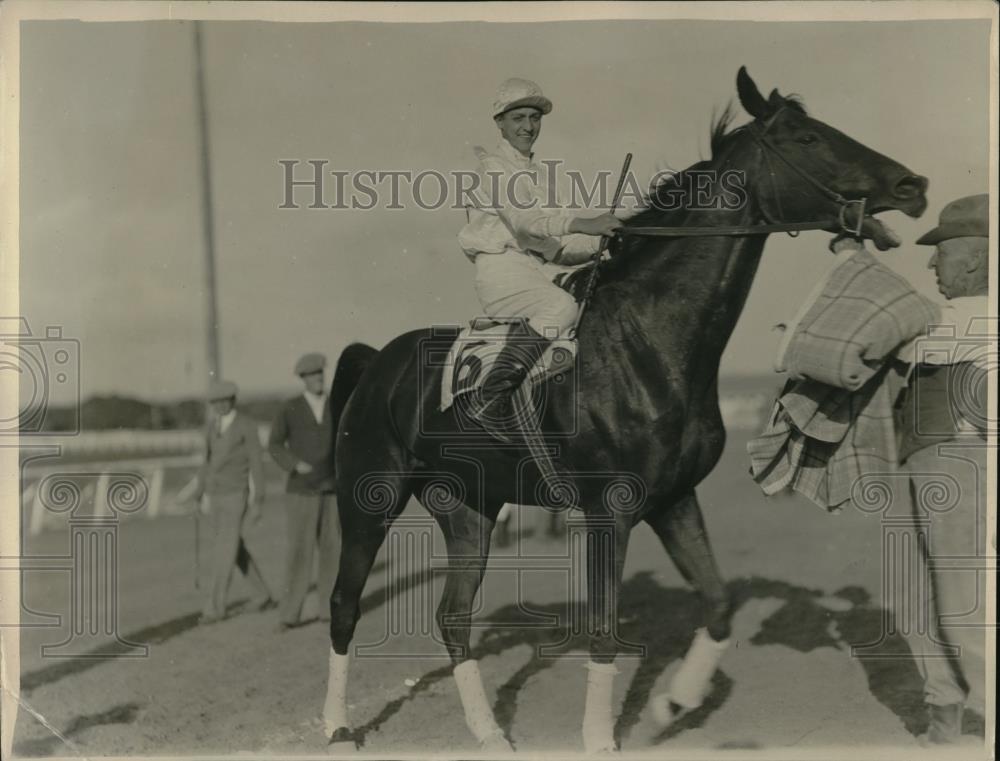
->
[570, 213, 623, 238]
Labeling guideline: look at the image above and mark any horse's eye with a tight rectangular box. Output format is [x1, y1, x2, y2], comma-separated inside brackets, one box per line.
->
[796, 133, 819, 145]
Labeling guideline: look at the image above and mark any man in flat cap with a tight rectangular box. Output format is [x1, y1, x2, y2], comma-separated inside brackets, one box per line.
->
[268, 353, 340, 630]
[184, 380, 275, 624]
[457, 77, 623, 432]
[891, 193, 992, 744]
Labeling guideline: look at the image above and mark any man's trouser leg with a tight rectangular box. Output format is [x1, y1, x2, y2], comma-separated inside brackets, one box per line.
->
[894, 475, 966, 709]
[280, 492, 320, 625]
[315, 493, 341, 620]
[907, 444, 989, 716]
[204, 492, 247, 619]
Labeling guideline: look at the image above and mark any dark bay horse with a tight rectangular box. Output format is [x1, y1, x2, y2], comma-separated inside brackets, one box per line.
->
[322, 67, 928, 752]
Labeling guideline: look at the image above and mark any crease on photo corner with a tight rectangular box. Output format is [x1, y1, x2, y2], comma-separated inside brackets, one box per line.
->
[0, 639, 83, 758]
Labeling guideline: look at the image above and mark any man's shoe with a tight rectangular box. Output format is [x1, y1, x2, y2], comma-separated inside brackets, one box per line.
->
[253, 597, 278, 613]
[921, 702, 963, 745]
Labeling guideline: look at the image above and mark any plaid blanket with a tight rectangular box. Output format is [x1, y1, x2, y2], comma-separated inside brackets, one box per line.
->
[748, 248, 940, 512]
[748, 364, 908, 512]
[780, 248, 940, 390]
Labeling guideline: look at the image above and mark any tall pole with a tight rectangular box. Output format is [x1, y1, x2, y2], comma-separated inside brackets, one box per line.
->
[193, 21, 221, 382]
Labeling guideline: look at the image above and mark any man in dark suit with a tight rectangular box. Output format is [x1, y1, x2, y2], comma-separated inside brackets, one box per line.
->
[892, 194, 990, 744]
[188, 380, 275, 624]
[269, 353, 341, 630]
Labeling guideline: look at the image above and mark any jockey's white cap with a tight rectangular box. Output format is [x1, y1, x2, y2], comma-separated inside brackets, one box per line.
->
[492, 78, 553, 118]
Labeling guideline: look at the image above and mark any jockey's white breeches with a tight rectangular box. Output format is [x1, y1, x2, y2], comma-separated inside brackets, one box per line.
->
[473, 250, 581, 338]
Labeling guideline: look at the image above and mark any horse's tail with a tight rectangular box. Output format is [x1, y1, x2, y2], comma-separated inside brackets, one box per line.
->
[329, 342, 379, 450]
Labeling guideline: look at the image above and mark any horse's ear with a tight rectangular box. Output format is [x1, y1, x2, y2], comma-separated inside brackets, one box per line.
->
[736, 66, 771, 120]
[767, 89, 785, 109]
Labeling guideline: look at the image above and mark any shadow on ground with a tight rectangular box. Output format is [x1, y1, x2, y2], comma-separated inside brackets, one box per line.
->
[17, 567, 982, 755]
[347, 571, 944, 749]
[14, 702, 145, 757]
[19, 564, 388, 694]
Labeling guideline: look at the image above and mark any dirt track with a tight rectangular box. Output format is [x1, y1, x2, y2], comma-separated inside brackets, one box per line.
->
[11, 433, 988, 757]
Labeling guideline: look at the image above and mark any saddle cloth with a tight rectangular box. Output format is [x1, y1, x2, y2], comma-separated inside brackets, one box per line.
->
[440, 319, 577, 412]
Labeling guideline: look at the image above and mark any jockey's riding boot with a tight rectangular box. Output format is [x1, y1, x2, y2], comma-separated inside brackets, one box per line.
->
[469, 323, 552, 430]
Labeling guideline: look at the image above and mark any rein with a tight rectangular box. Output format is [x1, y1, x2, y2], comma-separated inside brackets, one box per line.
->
[620, 218, 854, 238]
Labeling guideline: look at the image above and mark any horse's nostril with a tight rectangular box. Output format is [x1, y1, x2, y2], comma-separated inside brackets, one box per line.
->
[894, 174, 928, 199]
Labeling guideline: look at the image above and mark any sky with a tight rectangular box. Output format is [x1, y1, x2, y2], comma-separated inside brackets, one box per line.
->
[15, 15, 992, 402]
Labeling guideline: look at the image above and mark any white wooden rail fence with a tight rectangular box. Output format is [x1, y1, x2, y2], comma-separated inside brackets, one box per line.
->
[22, 395, 772, 536]
[22, 426, 271, 536]
[22, 454, 202, 535]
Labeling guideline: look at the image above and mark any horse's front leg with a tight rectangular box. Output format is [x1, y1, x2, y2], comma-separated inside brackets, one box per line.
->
[581, 512, 632, 754]
[644, 491, 732, 727]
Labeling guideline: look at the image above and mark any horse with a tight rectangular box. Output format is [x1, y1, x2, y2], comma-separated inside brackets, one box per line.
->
[320, 67, 928, 753]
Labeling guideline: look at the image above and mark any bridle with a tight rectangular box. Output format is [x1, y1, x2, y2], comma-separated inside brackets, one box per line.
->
[571, 108, 871, 332]
[620, 107, 868, 239]
[746, 110, 867, 237]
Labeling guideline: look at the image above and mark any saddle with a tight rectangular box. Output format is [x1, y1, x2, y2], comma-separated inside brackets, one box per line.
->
[438, 257, 597, 416]
[439, 319, 577, 413]
[440, 318, 579, 508]
[551, 262, 597, 304]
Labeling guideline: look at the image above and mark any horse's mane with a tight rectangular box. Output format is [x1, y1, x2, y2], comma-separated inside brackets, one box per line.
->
[601, 94, 808, 272]
[620, 94, 808, 233]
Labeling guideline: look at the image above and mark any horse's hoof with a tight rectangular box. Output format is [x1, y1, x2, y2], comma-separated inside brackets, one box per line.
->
[582, 740, 618, 755]
[479, 730, 513, 754]
[650, 693, 687, 728]
[582, 730, 618, 755]
[326, 726, 357, 750]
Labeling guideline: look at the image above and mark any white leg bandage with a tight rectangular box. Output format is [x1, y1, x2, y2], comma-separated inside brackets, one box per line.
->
[667, 628, 729, 709]
[323, 648, 350, 738]
[453, 659, 505, 745]
[582, 660, 618, 754]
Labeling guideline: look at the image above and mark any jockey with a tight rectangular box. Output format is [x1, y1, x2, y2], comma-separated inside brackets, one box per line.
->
[459, 77, 622, 426]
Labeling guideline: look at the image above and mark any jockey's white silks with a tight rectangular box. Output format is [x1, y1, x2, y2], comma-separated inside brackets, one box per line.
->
[474, 251, 581, 337]
[582, 660, 618, 754]
[323, 648, 350, 738]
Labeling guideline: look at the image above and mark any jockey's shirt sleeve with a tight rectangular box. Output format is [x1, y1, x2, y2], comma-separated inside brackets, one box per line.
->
[459, 144, 602, 266]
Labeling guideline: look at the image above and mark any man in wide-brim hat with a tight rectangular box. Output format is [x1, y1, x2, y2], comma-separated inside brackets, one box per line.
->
[893, 193, 991, 745]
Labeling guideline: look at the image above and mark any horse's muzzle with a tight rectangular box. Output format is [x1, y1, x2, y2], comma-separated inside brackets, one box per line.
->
[890, 174, 929, 216]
